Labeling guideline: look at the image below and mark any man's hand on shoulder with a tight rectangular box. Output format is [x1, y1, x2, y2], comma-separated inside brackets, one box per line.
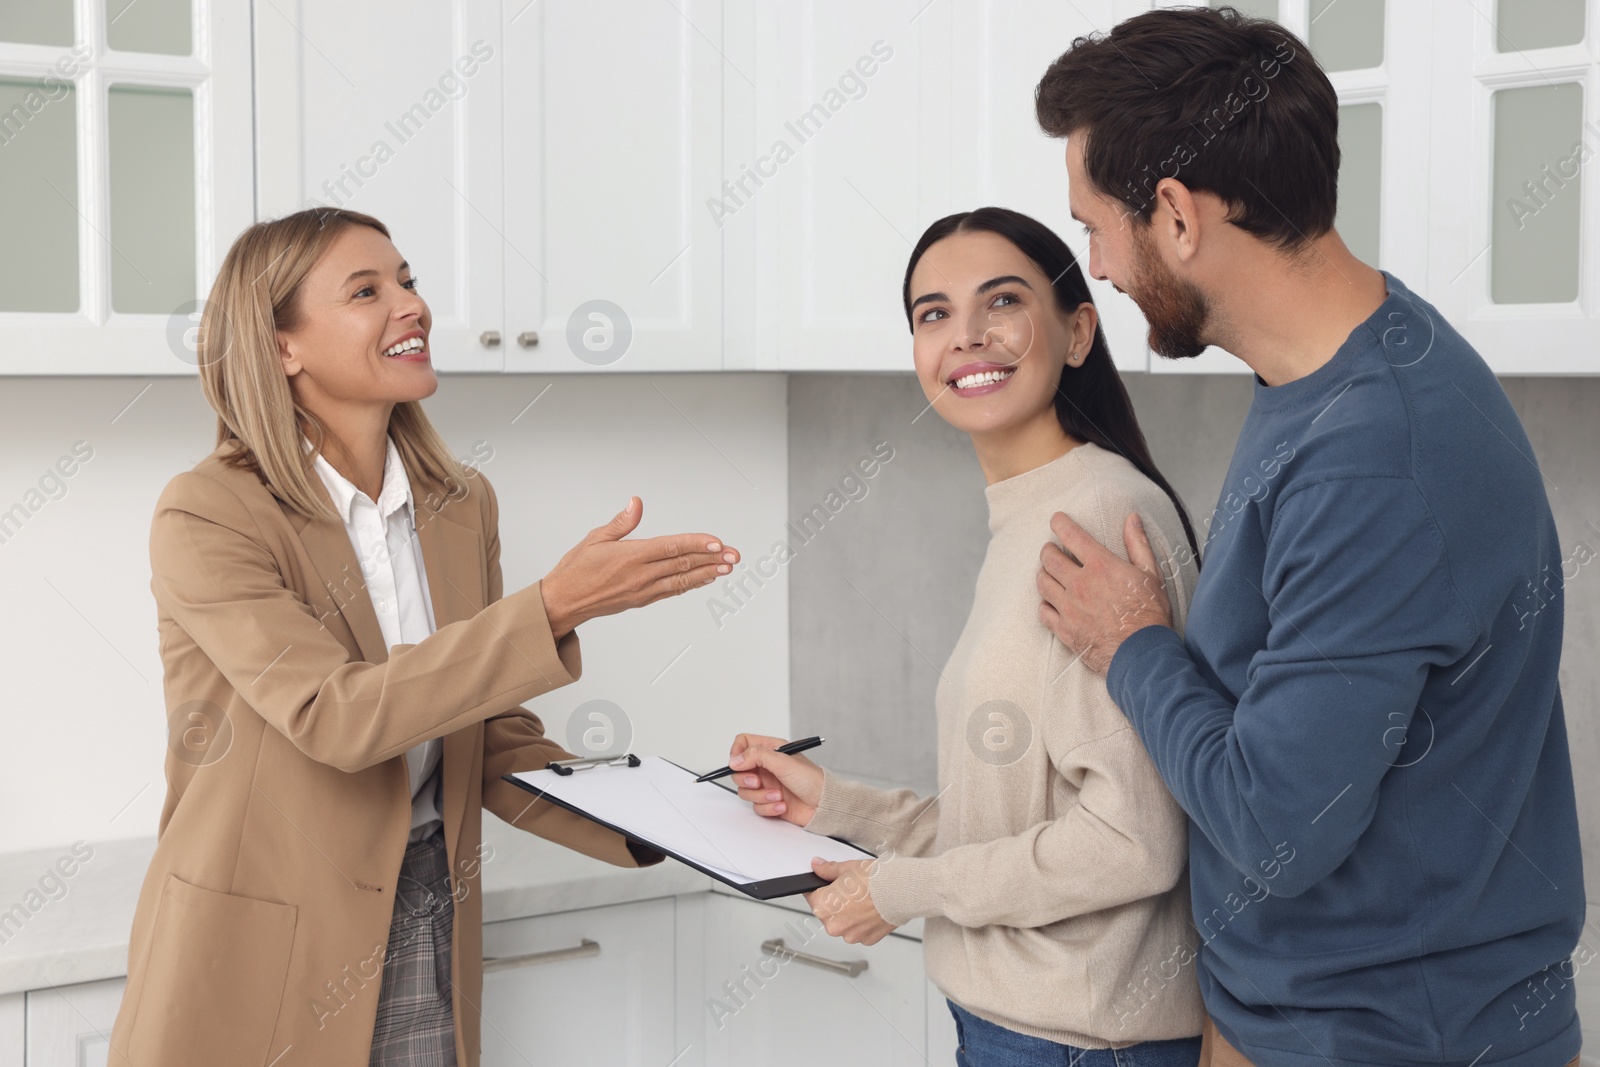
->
[1037, 511, 1172, 674]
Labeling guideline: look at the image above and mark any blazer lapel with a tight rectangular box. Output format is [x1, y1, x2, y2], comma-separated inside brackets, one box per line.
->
[412, 486, 485, 632]
[286, 479, 392, 666]
[412, 481, 487, 865]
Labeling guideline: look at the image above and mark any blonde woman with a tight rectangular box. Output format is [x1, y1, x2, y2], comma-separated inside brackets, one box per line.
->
[109, 208, 740, 1067]
[730, 207, 1205, 1064]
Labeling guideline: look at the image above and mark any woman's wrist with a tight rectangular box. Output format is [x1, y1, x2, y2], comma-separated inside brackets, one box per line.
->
[539, 578, 575, 641]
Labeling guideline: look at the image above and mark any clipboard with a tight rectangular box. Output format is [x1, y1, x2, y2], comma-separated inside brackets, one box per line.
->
[504, 754, 876, 899]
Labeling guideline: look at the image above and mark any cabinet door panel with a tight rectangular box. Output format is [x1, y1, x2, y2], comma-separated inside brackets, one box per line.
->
[254, 0, 504, 371]
[25, 977, 125, 1067]
[748, 1, 937, 372]
[950, 0, 1152, 373]
[1426, 3, 1598, 373]
[702, 895, 926, 1067]
[0, 993, 19, 1067]
[481, 897, 677, 1067]
[0, 0, 252, 375]
[503, 0, 723, 372]
[927, 977, 958, 1064]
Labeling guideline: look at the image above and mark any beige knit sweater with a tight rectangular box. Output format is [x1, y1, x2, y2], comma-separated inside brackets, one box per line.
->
[805, 441, 1205, 1047]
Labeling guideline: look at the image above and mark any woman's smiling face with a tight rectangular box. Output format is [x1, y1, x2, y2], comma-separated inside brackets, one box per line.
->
[907, 229, 1094, 438]
[276, 223, 438, 407]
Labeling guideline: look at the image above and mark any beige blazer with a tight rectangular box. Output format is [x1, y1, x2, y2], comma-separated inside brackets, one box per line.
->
[108, 441, 657, 1067]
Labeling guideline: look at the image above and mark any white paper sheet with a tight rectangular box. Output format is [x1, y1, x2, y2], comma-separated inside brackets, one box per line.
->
[509, 756, 874, 885]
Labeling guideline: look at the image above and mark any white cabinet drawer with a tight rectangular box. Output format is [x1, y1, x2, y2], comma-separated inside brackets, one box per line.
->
[481, 897, 676, 1067]
[0, 993, 19, 1067]
[700, 894, 926, 1067]
[25, 977, 125, 1067]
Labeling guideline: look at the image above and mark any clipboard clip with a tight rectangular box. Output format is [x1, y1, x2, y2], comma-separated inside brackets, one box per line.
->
[548, 753, 641, 777]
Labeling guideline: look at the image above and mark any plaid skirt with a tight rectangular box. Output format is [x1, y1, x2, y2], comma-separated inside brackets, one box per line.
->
[369, 826, 457, 1067]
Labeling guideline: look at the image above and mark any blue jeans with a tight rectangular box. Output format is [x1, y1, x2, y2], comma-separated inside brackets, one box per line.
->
[948, 1000, 1201, 1067]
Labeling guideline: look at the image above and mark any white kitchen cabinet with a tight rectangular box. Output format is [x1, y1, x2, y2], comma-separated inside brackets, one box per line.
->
[24, 976, 125, 1067]
[947, 0, 1155, 374]
[926, 978, 958, 1064]
[0, 993, 20, 1067]
[501, 0, 725, 373]
[0, 0, 253, 375]
[1424, 0, 1600, 375]
[253, 0, 506, 372]
[699, 893, 928, 1067]
[1140, 0, 1437, 376]
[256, 0, 724, 375]
[479, 896, 677, 1067]
[727, 1, 952, 373]
[9, 0, 1588, 375]
[723, 0, 1159, 375]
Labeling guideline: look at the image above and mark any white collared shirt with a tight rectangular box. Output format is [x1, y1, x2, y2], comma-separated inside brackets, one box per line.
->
[305, 434, 443, 844]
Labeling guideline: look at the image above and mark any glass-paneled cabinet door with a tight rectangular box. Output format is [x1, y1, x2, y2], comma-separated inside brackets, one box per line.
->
[0, 0, 252, 375]
[1148, 0, 1432, 375]
[1427, 0, 1596, 373]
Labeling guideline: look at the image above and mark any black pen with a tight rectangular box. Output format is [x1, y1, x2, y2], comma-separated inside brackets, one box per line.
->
[696, 736, 825, 783]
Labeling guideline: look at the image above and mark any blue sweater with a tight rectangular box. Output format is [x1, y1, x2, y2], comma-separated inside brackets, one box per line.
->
[1107, 272, 1586, 1067]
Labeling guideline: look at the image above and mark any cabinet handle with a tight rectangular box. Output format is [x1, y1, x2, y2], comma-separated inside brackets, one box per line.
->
[480, 330, 502, 347]
[517, 331, 540, 348]
[483, 938, 600, 973]
[761, 938, 868, 978]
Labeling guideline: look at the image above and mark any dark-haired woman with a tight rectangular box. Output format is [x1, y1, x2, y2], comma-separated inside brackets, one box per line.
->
[727, 207, 1204, 1065]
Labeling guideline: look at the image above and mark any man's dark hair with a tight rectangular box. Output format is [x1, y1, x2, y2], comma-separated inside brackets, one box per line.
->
[1035, 6, 1339, 251]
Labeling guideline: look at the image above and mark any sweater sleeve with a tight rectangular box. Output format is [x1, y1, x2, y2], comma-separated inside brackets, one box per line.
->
[803, 769, 943, 859]
[865, 673, 1189, 928]
[861, 481, 1196, 928]
[1106, 475, 1476, 898]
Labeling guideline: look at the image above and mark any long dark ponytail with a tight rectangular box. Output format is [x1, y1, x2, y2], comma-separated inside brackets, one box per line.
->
[901, 206, 1201, 565]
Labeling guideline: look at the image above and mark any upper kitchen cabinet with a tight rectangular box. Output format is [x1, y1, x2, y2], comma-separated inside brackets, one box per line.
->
[1148, 0, 1434, 375]
[724, 0, 952, 372]
[501, 0, 725, 372]
[0, 0, 252, 375]
[946, 0, 1156, 374]
[1426, 0, 1598, 374]
[256, 0, 725, 374]
[254, 0, 506, 371]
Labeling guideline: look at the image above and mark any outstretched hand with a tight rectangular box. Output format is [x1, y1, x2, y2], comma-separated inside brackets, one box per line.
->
[540, 497, 739, 639]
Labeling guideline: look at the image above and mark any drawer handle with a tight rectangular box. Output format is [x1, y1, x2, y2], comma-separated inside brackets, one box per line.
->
[483, 938, 600, 973]
[761, 938, 868, 978]
[517, 331, 540, 348]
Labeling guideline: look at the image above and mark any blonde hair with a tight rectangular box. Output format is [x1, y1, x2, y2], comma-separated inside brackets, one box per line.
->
[196, 207, 469, 523]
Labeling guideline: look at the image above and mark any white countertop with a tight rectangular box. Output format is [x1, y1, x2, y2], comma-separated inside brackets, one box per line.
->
[0, 818, 714, 997]
[0, 768, 934, 996]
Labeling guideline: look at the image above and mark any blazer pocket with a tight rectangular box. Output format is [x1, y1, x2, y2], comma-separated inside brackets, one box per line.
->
[127, 873, 298, 1066]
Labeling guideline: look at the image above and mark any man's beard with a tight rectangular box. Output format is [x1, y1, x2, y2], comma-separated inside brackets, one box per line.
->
[1128, 226, 1209, 361]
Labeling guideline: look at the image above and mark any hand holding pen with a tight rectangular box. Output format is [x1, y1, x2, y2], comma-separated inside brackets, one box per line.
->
[715, 734, 826, 827]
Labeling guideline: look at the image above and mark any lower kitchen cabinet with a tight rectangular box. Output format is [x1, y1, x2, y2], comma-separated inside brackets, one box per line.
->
[479, 897, 677, 1067]
[23, 977, 124, 1067]
[7, 890, 957, 1067]
[0, 994, 19, 1067]
[700, 894, 928, 1067]
[927, 979, 959, 1064]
